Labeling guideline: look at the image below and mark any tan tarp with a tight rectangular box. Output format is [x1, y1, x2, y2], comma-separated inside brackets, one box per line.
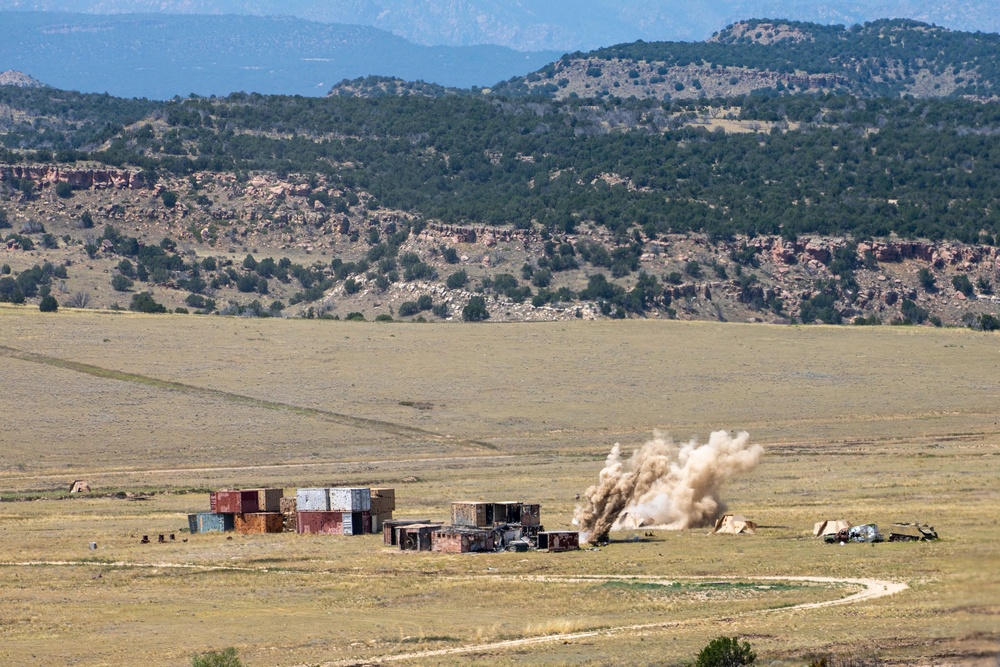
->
[713, 514, 757, 534]
[813, 519, 852, 537]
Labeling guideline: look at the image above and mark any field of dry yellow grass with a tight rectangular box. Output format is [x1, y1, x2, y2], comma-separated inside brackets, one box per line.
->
[1, 304, 998, 666]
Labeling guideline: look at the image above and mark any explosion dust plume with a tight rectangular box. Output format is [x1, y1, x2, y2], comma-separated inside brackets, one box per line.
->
[573, 430, 763, 544]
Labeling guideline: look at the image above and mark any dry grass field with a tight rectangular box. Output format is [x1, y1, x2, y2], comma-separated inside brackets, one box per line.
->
[1, 304, 999, 666]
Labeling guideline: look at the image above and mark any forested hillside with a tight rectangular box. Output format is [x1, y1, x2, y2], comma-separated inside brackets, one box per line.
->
[2, 19, 1000, 328]
[3, 85, 998, 243]
[496, 19, 1000, 100]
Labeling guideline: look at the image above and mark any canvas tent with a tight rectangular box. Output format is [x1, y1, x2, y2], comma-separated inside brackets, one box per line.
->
[69, 480, 91, 493]
[713, 514, 757, 534]
[813, 519, 852, 537]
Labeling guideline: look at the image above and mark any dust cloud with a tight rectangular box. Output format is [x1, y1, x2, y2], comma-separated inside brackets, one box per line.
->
[573, 430, 763, 544]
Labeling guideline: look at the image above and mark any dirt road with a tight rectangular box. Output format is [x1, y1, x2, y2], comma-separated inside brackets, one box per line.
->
[0, 561, 907, 665]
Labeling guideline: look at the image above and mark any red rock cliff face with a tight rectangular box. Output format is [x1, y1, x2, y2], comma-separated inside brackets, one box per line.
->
[0, 165, 144, 190]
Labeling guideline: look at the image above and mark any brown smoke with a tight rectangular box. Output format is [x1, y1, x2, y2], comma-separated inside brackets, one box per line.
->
[573, 431, 763, 544]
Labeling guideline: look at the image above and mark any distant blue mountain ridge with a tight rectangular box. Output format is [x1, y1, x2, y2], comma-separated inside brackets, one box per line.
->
[0, 1, 996, 51]
[0, 11, 561, 99]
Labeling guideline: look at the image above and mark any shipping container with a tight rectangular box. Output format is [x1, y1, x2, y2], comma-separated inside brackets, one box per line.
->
[450, 501, 490, 527]
[235, 512, 284, 534]
[329, 487, 371, 512]
[520, 504, 541, 527]
[188, 512, 235, 534]
[369, 496, 394, 515]
[296, 488, 330, 512]
[209, 492, 218, 513]
[214, 490, 259, 514]
[432, 528, 495, 553]
[296, 511, 343, 535]
[493, 502, 522, 524]
[343, 511, 372, 536]
[398, 523, 443, 551]
[383, 519, 430, 546]
[537, 531, 580, 552]
[254, 488, 284, 513]
[279, 497, 297, 532]
[371, 509, 393, 534]
[370, 487, 396, 511]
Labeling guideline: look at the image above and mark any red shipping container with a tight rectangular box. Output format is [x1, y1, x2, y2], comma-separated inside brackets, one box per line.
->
[214, 490, 259, 514]
[296, 511, 345, 535]
[209, 491, 218, 512]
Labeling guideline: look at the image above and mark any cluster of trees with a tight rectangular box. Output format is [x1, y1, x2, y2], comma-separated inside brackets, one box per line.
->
[0, 83, 1000, 245]
[4, 84, 1000, 245]
[0, 262, 65, 304]
[568, 19, 1000, 98]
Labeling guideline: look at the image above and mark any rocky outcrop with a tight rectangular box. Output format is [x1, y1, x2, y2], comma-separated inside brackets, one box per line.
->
[421, 221, 535, 245]
[0, 70, 47, 88]
[739, 236, 998, 269]
[0, 165, 144, 190]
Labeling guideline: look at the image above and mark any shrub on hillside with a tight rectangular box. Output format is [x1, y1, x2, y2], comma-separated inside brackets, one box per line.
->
[462, 295, 489, 322]
[129, 292, 167, 313]
[111, 274, 133, 292]
[38, 295, 58, 312]
[397, 301, 419, 317]
[192, 647, 242, 667]
[695, 636, 756, 667]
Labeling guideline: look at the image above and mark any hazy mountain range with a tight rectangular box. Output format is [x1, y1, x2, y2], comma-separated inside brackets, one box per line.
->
[0, 12, 559, 98]
[0, 1, 997, 50]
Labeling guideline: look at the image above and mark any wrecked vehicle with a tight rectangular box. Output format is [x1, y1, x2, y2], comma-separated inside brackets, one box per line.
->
[887, 523, 939, 542]
[824, 523, 884, 543]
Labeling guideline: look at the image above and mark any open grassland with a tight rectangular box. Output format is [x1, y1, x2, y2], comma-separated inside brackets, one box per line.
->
[1, 304, 998, 666]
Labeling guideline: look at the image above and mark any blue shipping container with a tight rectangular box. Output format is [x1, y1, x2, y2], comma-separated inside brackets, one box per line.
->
[188, 512, 235, 533]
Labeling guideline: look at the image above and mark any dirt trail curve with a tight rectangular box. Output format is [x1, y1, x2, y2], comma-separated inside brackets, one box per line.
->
[303, 574, 908, 666]
[0, 561, 907, 666]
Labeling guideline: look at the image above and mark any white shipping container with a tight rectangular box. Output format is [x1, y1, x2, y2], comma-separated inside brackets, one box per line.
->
[297, 488, 330, 512]
[329, 487, 371, 512]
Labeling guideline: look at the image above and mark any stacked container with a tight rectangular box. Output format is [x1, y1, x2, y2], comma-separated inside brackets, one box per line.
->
[295, 487, 381, 536]
[369, 488, 395, 533]
[191, 488, 284, 534]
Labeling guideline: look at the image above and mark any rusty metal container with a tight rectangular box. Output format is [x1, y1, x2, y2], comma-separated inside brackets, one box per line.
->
[235, 512, 284, 534]
[188, 512, 235, 533]
[398, 523, 443, 551]
[537, 531, 580, 552]
[370, 495, 394, 515]
[493, 502, 522, 524]
[520, 504, 541, 526]
[279, 497, 297, 532]
[254, 488, 284, 513]
[296, 511, 344, 535]
[370, 488, 395, 511]
[213, 490, 259, 514]
[329, 488, 371, 512]
[296, 488, 330, 512]
[371, 509, 393, 534]
[432, 528, 495, 553]
[343, 511, 371, 536]
[382, 519, 430, 546]
[451, 501, 490, 527]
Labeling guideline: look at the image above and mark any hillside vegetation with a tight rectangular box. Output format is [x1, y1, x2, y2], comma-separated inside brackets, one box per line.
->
[2, 19, 1000, 326]
[496, 19, 1000, 100]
